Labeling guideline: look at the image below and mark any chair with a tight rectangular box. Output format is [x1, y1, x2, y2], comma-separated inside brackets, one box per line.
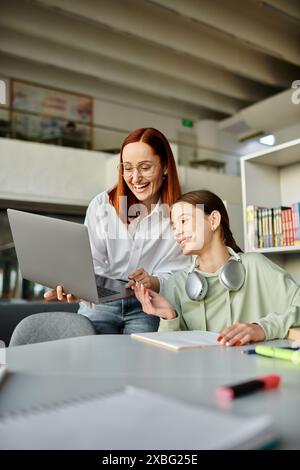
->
[9, 311, 96, 346]
[0, 301, 80, 346]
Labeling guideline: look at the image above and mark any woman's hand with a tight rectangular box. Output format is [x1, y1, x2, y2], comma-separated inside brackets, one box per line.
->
[218, 322, 266, 346]
[126, 268, 160, 292]
[133, 282, 176, 320]
[44, 285, 79, 303]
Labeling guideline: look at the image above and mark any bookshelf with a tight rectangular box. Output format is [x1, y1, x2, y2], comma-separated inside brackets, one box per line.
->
[241, 138, 300, 284]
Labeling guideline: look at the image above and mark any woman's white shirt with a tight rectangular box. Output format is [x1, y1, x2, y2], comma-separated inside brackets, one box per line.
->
[84, 191, 190, 291]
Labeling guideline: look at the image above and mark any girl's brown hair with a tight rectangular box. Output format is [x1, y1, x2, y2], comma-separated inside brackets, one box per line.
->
[174, 190, 243, 253]
[108, 128, 181, 217]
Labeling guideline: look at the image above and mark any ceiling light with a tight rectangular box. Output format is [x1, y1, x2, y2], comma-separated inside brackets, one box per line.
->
[258, 134, 275, 146]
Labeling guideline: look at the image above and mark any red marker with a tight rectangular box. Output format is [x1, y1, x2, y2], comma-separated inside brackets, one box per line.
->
[216, 374, 281, 401]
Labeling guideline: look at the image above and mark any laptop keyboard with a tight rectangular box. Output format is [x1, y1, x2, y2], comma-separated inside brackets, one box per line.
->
[97, 286, 119, 298]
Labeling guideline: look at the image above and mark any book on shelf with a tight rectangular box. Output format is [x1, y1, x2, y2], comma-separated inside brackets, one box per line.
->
[246, 205, 258, 250]
[288, 327, 300, 341]
[246, 203, 300, 250]
[131, 330, 220, 350]
[292, 203, 300, 243]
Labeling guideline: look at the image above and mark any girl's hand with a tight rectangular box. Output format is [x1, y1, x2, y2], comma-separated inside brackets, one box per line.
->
[44, 285, 80, 303]
[126, 268, 160, 292]
[218, 322, 266, 346]
[133, 282, 176, 320]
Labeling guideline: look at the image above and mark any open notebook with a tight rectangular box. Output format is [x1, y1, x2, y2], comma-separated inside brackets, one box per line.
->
[0, 387, 277, 450]
[131, 330, 220, 350]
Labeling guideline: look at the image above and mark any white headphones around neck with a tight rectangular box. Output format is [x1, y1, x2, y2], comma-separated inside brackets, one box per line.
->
[185, 247, 245, 301]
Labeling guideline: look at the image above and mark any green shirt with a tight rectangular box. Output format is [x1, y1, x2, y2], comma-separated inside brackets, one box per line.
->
[159, 252, 300, 340]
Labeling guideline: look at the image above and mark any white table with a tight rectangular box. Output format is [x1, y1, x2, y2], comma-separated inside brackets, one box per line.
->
[1, 336, 300, 449]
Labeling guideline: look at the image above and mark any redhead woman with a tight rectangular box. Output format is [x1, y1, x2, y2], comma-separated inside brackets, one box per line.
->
[134, 190, 300, 344]
[44, 128, 190, 334]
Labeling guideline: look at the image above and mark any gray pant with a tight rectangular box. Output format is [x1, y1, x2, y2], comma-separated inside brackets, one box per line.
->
[78, 296, 159, 334]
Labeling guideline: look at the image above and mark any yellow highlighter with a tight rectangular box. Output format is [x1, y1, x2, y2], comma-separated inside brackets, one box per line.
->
[255, 345, 300, 364]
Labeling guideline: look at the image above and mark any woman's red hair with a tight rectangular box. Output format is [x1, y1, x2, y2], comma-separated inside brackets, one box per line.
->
[108, 128, 181, 218]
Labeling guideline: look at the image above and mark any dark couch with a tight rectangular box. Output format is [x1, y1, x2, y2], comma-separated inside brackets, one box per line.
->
[0, 301, 79, 346]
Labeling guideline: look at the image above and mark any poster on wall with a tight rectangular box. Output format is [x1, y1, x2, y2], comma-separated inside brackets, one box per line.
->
[11, 80, 93, 149]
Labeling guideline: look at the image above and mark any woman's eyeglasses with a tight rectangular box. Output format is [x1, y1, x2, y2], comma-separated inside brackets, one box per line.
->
[118, 162, 158, 178]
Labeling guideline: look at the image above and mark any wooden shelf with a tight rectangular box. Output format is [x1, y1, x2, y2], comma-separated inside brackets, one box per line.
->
[241, 138, 300, 167]
[241, 139, 300, 283]
[249, 246, 300, 255]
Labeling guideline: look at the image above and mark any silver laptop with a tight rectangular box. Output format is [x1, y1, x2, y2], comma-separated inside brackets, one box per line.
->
[7, 209, 135, 304]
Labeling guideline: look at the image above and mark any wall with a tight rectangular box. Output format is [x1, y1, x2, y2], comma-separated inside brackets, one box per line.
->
[178, 166, 243, 248]
[274, 122, 300, 145]
[0, 137, 244, 248]
[0, 138, 109, 205]
[1, 55, 299, 169]
[0, 55, 207, 150]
